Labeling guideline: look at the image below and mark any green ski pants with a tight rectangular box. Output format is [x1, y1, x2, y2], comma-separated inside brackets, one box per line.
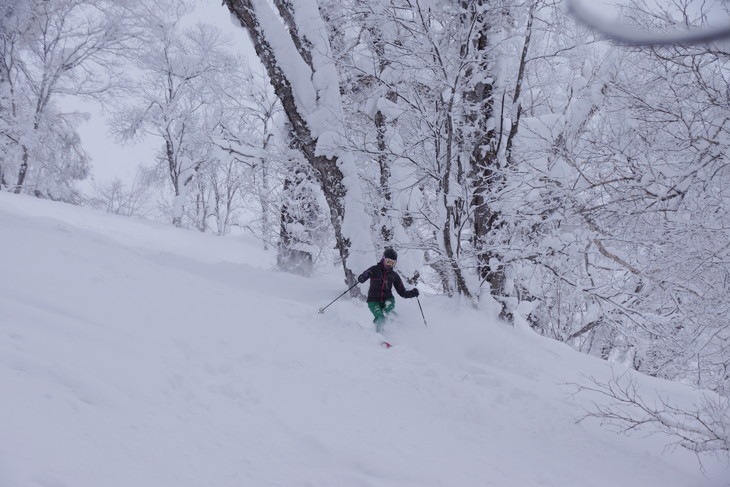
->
[368, 298, 395, 333]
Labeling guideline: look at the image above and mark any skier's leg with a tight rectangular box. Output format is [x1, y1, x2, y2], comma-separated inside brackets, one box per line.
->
[368, 302, 386, 333]
[383, 297, 396, 321]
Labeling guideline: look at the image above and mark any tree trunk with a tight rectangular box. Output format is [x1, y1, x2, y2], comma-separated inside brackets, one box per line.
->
[443, 93, 473, 298]
[259, 129, 273, 250]
[14, 145, 29, 194]
[165, 137, 184, 227]
[224, 0, 357, 286]
[277, 168, 314, 277]
[375, 107, 394, 245]
[466, 1, 535, 320]
[369, 21, 395, 246]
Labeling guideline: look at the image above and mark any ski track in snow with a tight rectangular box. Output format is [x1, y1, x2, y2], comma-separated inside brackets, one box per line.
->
[0, 193, 728, 487]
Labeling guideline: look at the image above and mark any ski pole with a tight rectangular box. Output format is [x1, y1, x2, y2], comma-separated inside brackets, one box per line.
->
[416, 296, 427, 327]
[318, 282, 359, 314]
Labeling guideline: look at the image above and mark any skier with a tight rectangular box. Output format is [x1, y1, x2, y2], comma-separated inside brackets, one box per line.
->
[357, 248, 419, 333]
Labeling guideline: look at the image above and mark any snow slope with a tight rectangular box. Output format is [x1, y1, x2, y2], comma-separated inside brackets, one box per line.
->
[1, 192, 727, 487]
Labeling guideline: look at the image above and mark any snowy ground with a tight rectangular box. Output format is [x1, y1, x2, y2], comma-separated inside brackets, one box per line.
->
[1, 192, 727, 487]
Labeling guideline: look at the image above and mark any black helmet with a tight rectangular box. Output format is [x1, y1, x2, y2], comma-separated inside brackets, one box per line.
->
[383, 248, 398, 260]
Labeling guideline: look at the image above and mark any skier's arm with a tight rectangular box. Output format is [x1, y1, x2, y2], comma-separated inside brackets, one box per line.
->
[357, 266, 374, 283]
[393, 273, 419, 298]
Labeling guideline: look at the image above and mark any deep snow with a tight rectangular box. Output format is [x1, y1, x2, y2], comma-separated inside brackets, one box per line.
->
[1, 192, 727, 487]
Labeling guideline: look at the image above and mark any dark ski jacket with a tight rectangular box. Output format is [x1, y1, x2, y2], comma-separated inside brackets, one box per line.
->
[359, 262, 417, 303]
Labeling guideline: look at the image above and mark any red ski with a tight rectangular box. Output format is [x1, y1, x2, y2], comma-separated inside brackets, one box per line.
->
[381, 341, 392, 348]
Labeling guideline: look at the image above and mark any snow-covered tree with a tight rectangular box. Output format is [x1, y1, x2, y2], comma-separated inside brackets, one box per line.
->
[468, 0, 730, 403]
[0, 0, 134, 199]
[85, 170, 155, 217]
[206, 69, 283, 241]
[224, 0, 375, 287]
[112, 1, 237, 226]
[322, 0, 540, 304]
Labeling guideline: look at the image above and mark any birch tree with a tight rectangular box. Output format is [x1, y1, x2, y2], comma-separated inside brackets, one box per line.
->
[496, 0, 730, 395]
[329, 0, 538, 303]
[224, 0, 374, 286]
[113, 2, 236, 226]
[0, 0, 133, 199]
[208, 70, 282, 242]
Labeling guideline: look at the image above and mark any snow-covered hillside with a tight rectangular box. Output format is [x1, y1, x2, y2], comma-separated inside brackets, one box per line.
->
[1, 193, 727, 487]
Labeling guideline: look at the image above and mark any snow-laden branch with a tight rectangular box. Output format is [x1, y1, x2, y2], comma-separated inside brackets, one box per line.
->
[225, 0, 374, 282]
[571, 372, 730, 456]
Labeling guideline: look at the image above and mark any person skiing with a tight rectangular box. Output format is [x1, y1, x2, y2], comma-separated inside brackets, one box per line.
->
[357, 248, 419, 333]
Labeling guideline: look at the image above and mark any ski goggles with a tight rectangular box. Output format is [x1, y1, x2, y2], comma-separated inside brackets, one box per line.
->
[383, 258, 397, 267]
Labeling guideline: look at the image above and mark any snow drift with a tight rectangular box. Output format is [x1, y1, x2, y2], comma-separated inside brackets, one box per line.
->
[0, 192, 727, 487]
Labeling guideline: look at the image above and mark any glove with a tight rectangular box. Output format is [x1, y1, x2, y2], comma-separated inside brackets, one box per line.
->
[357, 273, 368, 283]
[411, 288, 419, 297]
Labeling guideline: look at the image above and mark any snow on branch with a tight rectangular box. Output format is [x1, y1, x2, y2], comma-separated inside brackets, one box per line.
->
[249, 0, 318, 117]
[570, 371, 730, 457]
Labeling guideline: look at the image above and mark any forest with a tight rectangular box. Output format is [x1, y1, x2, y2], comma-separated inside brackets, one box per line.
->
[1, 0, 728, 454]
